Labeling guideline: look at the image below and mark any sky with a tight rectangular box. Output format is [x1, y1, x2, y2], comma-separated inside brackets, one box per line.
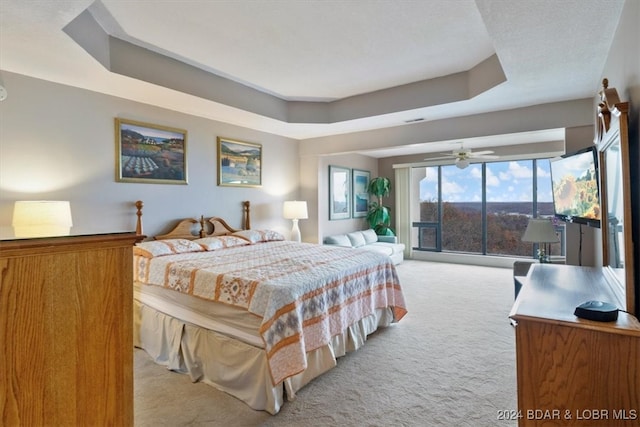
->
[418, 160, 553, 203]
[122, 123, 184, 140]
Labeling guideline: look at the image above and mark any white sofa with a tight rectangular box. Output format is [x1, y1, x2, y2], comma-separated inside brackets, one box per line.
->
[323, 229, 405, 265]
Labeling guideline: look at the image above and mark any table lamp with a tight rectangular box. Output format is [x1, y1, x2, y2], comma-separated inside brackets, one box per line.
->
[283, 201, 308, 243]
[522, 218, 559, 263]
[12, 201, 73, 238]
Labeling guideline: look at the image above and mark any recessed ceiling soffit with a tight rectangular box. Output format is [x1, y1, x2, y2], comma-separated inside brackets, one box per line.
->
[63, 3, 506, 125]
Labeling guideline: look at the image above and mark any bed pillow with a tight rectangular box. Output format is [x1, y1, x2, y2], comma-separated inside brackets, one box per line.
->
[347, 231, 367, 248]
[361, 229, 379, 244]
[324, 234, 353, 247]
[134, 239, 205, 258]
[232, 229, 285, 244]
[194, 235, 250, 250]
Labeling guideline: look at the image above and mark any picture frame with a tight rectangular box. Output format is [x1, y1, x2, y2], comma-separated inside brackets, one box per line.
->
[115, 118, 187, 184]
[217, 137, 262, 187]
[352, 169, 370, 218]
[329, 165, 351, 220]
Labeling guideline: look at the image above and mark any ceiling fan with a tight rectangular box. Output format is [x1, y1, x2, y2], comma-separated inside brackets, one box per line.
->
[424, 143, 499, 169]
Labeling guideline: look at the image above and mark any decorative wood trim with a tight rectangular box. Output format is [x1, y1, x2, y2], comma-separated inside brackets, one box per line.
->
[134, 200, 252, 240]
[594, 78, 635, 315]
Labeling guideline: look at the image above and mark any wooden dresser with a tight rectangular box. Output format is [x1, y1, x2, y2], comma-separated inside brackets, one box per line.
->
[510, 263, 640, 426]
[0, 232, 141, 426]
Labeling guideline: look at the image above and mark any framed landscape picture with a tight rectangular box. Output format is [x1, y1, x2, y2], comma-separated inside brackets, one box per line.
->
[115, 118, 187, 184]
[352, 169, 370, 218]
[329, 165, 351, 220]
[217, 137, 262, 187]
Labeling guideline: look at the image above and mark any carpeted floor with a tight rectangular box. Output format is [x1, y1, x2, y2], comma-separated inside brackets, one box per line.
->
[134, 260, 518, 426]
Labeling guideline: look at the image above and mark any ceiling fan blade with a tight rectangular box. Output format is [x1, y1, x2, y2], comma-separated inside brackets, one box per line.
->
[470, 150, 494, 155]
[470, 154, 500, 159]
[424, 155, 455, 160]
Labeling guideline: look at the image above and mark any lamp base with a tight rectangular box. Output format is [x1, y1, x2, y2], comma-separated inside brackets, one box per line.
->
[290, 219, 301, 243]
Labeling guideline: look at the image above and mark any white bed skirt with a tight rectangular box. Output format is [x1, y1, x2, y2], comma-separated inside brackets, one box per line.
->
[133, 300, 394, 414]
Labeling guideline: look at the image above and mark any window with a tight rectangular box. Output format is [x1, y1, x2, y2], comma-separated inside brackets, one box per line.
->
[412, 158, 564, 258]
[485, 161, 533, 257]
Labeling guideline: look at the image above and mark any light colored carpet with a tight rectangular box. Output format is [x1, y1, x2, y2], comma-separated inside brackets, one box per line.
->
[134, 260, 518, 427]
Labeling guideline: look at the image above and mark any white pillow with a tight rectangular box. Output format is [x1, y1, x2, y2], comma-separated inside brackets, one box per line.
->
[324, 235, 352, 247]
[134, 239, 204, 258]
[194, 236, 250, 250]
[232, 229, 285, 244]
[361, 229, 379, 244]
[347, 231, 367, 248]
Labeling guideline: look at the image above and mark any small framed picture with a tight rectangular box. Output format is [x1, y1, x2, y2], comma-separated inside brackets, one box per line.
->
[115, 118, 187, 184]
[352, 169, 370, 218]
[329, 165, 351, 220]
[217, 137, 262, 187]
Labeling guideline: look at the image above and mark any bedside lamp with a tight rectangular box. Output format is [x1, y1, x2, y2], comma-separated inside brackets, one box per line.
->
[522, 218, 559, 263]
[283, 201, 308, 243]
[12, 201, 73, 238]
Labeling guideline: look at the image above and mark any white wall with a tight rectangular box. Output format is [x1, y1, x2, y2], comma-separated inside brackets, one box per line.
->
[0, 72, 300, 239]
[299, 152, 378, 243]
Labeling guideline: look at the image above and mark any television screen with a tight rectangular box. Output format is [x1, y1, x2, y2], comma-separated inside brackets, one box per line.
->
[550, 146, 601, 227]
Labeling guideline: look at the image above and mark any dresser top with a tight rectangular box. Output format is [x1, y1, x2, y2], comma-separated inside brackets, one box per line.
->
[510, 263, 640, 334]
[0, 232, 143, 256]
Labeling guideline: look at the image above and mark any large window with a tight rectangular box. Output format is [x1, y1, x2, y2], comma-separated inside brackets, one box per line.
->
[412, 159, 564, 258]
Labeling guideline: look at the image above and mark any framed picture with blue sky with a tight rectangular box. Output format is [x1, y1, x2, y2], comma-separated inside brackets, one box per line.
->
[352, 169, 370, 218]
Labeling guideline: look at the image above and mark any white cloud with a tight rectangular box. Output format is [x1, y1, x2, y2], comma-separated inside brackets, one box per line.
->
[537, 165, 550, 177]
[509, 161, 532, 178]
[442, 180, 464, 194]
[486, 168, 500, 186]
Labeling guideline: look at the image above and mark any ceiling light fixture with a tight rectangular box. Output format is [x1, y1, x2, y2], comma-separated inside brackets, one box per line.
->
[455, 158, 470, 169]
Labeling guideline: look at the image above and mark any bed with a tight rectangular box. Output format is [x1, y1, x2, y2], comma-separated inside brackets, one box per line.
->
[132, 201, 407, 414]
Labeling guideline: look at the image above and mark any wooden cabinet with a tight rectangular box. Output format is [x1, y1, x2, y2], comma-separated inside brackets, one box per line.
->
[0, 233, 140, 426]
[510, 264, 640, 426]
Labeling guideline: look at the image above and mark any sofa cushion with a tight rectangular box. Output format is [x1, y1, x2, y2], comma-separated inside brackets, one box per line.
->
[324, 234, 352, 247]
[377, 235, 398, 244]
[370, 241, 405, 254]
[361, 229, 379, 244]
[323, 231, 404, 265]
[347, 231, 367, 248]
[358, 244, 393, 257]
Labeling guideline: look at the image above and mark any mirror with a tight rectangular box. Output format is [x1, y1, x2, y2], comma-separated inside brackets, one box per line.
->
[603, 141, 624, 268]
[595, 79, 635, 314]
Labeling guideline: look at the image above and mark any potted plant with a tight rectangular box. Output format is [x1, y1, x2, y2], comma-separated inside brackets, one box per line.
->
[366, 176, 395, 236]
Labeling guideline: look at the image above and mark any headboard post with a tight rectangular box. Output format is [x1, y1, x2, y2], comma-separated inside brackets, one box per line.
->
[242, 201, 251, 230]
[199, 215, 206, 238]
[135, 200, 144, 235]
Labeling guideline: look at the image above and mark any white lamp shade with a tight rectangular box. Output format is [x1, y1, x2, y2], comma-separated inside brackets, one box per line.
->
[283, 201, 308, 220]
[12, 201, 73, 238]
[522, 218, 559, 243]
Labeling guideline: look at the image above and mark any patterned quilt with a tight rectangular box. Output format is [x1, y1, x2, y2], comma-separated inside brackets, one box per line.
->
[134, 240, 407, 385]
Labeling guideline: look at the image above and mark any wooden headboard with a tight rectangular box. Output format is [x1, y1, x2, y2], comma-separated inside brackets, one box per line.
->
[134, 200, 251, 240]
